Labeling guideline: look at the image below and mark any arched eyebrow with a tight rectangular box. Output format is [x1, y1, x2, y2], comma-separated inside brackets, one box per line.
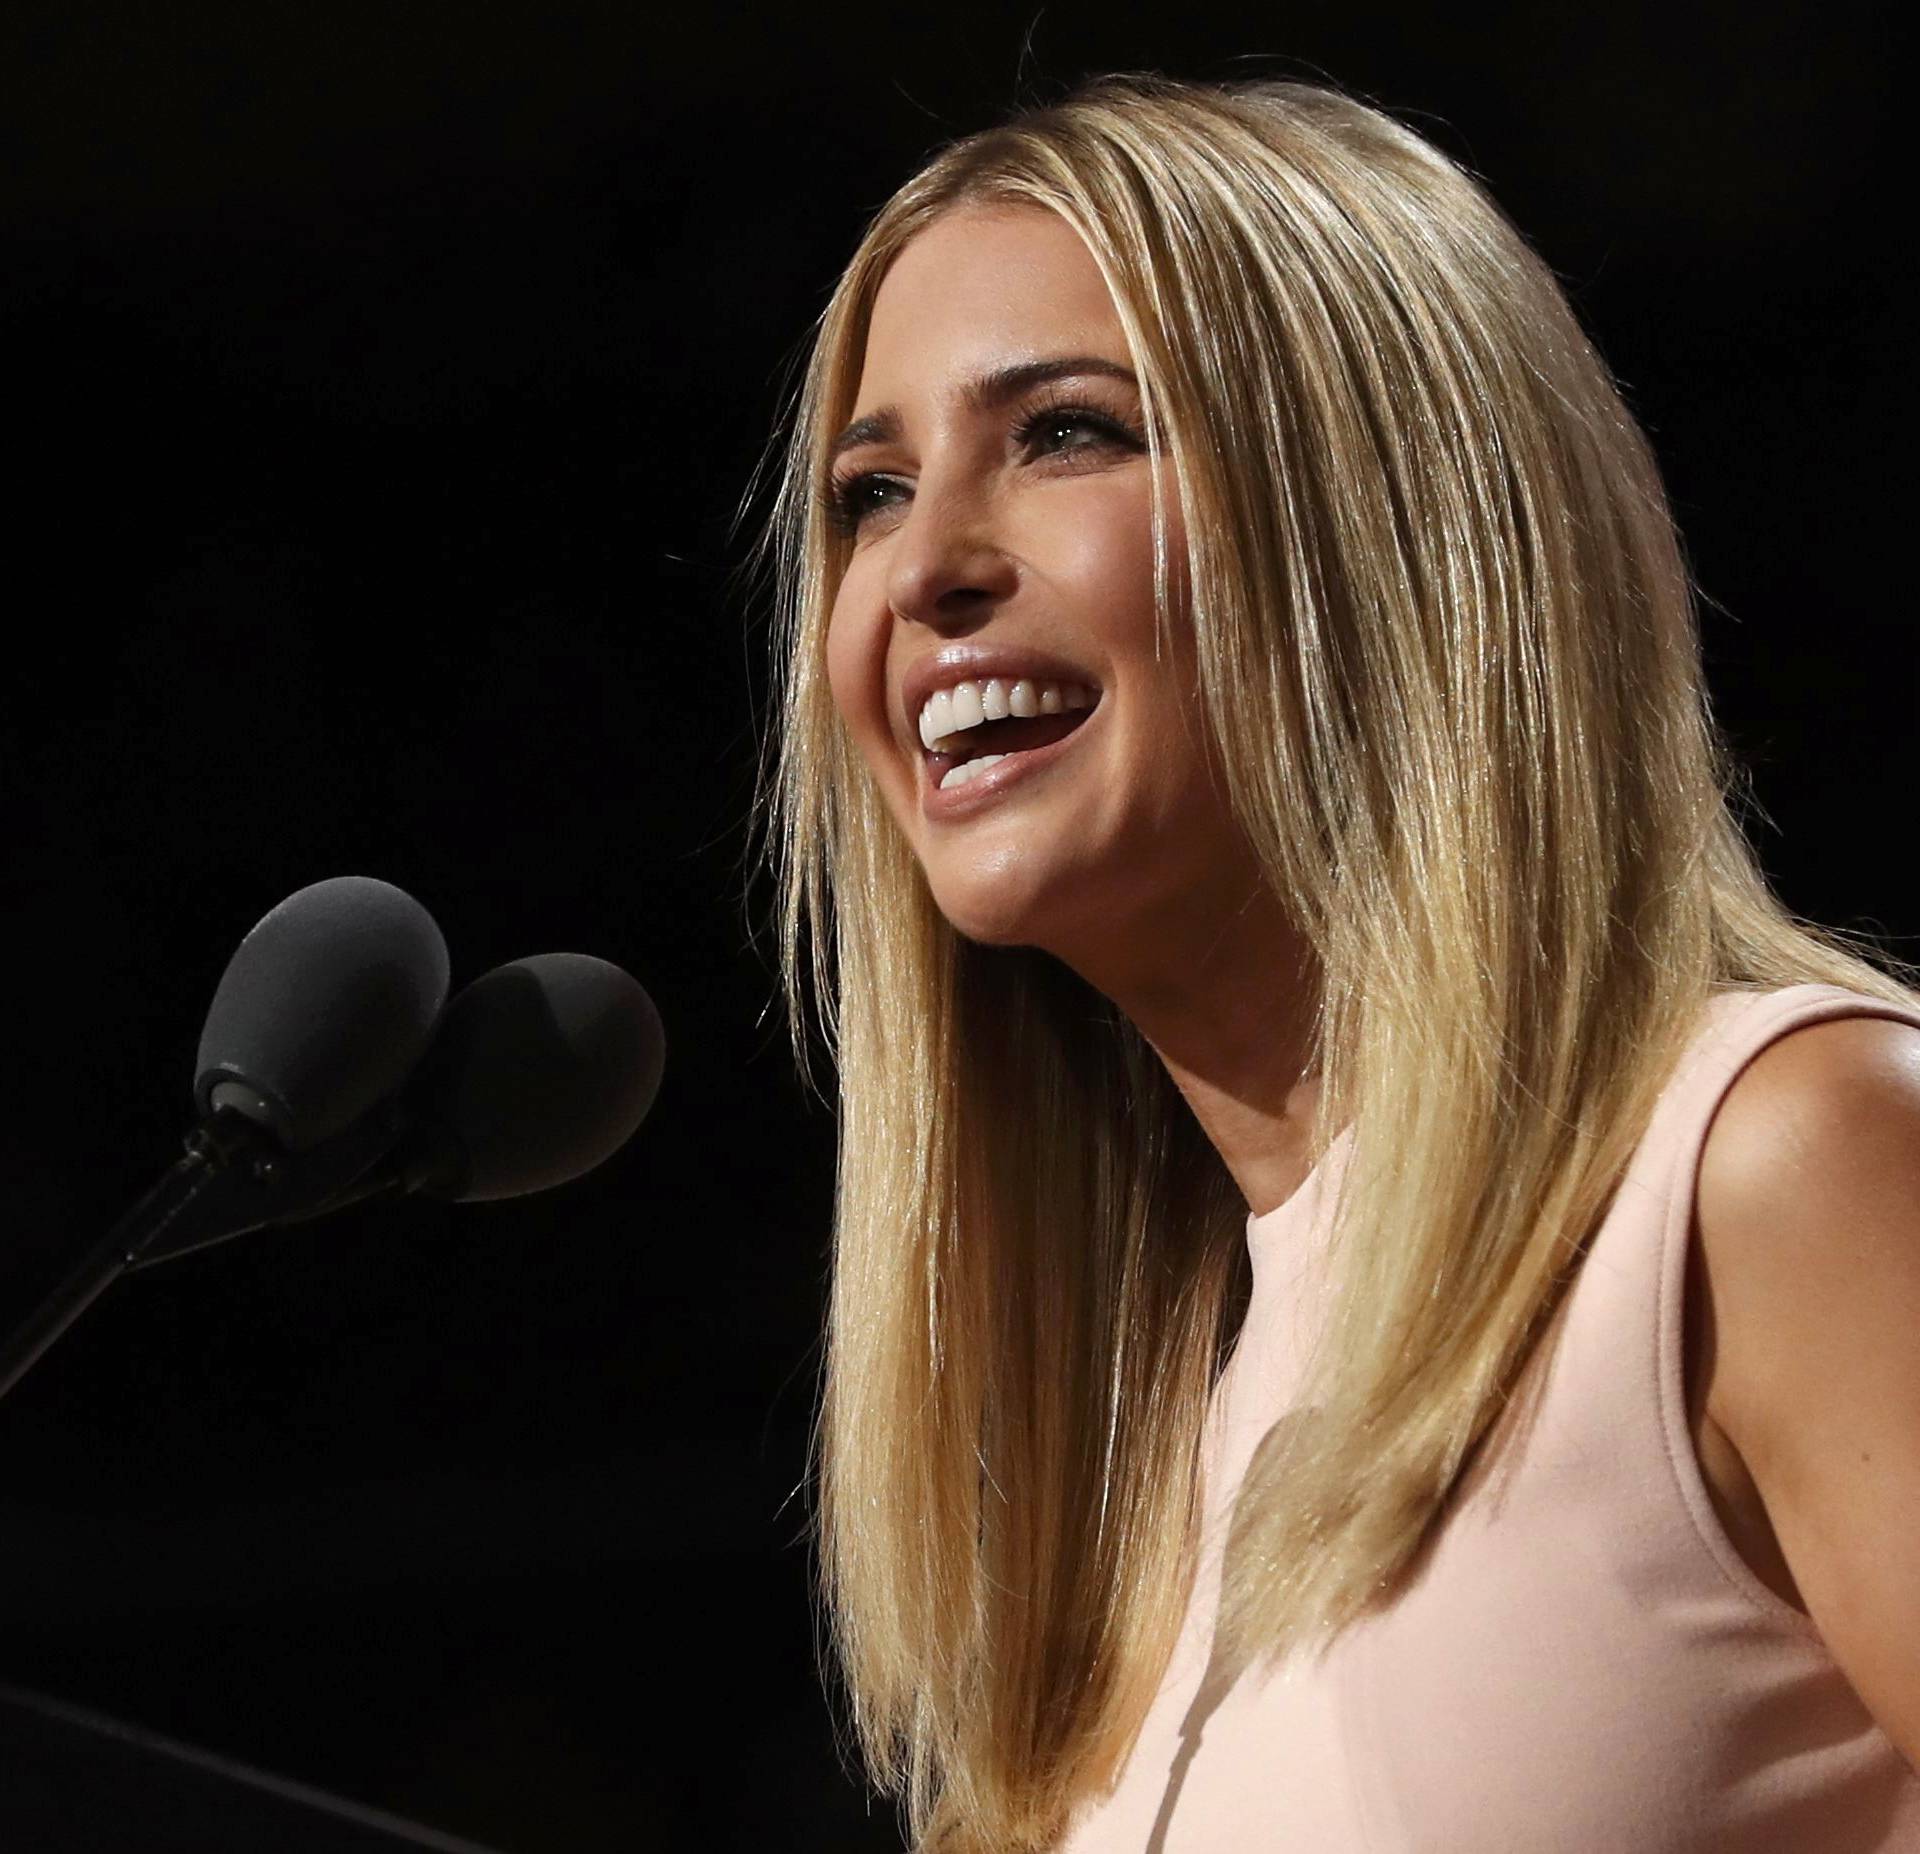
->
[826, 355, 1139, 467]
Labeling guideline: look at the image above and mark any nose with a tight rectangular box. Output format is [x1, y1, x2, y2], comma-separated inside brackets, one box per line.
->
[883, 476, 1019, 636]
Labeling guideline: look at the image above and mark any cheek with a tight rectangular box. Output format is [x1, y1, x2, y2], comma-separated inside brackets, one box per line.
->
[1064, 479, 1181, 652]
[823, 592, 896, 782]
[823, 594, 869, 727]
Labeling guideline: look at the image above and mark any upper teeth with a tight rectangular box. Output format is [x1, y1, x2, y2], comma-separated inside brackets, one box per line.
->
[917, 678, 1095, 751]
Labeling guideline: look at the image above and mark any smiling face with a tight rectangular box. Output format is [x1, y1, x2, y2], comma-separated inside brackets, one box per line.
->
[823, 204, 1261, 972]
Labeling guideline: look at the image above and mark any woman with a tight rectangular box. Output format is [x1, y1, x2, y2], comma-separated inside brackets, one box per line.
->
[746, 73, 1920, 1851]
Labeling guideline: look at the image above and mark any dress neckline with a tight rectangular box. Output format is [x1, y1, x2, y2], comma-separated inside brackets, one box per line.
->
[1244, 1119, 1355, 1263]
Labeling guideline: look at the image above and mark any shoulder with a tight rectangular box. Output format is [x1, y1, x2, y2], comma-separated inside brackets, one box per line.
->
[1698, 1011, 1920, 1250]
[1696, 1010, 1920, 1410]
[1695, 1008, 1920, 1762]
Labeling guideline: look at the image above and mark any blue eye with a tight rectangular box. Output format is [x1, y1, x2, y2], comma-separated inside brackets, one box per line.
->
[819, 402, 1143, 539]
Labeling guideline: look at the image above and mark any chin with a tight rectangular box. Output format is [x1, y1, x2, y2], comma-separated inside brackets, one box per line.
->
[929, 891, 1043, 950]
[923, 862, 1102, 957]
[915, 863, 1034, 946]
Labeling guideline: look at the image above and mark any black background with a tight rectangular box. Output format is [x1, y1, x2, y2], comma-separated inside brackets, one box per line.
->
[2, 4, 1909, 1849]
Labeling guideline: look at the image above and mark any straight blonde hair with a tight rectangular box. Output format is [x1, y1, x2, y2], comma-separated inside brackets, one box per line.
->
[739, 71, 1919, 1853]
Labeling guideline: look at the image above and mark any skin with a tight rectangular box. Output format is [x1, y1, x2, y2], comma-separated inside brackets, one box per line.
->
[823, 203, 1324, 1215]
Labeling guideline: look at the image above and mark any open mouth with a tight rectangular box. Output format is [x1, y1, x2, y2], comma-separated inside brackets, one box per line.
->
[924, 705, 1097, 791]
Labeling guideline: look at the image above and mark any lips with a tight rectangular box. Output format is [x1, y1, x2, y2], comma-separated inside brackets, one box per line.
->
[919, 695, 1100, 815]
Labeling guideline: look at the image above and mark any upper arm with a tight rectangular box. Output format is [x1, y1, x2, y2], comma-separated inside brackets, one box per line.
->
[1696, 1012, 1920, 1769]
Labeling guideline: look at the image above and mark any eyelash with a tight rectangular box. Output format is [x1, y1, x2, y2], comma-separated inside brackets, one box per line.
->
[818, 398, 1144, 539]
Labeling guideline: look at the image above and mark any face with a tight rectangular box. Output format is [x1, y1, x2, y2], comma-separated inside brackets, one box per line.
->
[823, 204, 1257, 972]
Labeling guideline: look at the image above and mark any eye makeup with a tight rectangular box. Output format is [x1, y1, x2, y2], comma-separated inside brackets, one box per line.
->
[818, 392, 1146, 539]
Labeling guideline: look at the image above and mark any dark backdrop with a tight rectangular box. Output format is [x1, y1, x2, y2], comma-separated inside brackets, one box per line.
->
[2, 4, 1908, 1849]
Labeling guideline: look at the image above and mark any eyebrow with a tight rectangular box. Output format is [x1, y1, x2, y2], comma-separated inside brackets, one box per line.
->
[826, 354, 1139, 466]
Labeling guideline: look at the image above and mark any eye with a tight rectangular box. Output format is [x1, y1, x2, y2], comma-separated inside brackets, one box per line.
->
[1010, 402, 1136, 458]
[819, 400, 1144, 539]
[818, 469, 905, 538]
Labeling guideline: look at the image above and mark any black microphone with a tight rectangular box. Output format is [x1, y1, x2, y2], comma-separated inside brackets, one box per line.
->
[378, 951, 666, 1203]
[0, 877, 451, 1399]
[193, 874, 452, 1150]
[134, 952, 667, 1266]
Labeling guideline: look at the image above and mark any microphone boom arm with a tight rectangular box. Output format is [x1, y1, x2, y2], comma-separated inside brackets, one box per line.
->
[0, 1109, 268, 1401]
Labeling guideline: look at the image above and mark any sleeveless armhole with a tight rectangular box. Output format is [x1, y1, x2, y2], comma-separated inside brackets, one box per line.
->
[1655, 982, 1920, 1638]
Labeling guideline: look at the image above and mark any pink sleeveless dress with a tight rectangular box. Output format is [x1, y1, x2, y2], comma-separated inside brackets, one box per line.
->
[1060, 982, 1920, 1851]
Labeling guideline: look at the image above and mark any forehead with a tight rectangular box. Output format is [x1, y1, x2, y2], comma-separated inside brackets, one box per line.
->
[858, 206, 1125, 383]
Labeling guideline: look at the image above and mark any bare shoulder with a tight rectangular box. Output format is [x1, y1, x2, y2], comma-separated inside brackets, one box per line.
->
[1695, 1011, 1920, 1433]
[1694, 1008, 1920, 1763]
[1701, 1012, 1920, 1200]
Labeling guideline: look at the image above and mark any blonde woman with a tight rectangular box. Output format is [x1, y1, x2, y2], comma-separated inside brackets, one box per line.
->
[747, 72, 1920, 1852]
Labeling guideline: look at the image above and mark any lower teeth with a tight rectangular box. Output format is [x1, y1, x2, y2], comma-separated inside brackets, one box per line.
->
[938, 752, 1008, 791]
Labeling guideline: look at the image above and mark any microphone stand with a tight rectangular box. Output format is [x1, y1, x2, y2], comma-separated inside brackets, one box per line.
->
[0, 1109, 267, 1401]
[0, 1101, 406, 1400]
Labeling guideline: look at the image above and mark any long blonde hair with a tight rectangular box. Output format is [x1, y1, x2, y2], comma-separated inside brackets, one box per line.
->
[740, 71, 1918, 1852]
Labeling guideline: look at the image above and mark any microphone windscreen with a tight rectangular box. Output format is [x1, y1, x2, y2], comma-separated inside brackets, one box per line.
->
[193, 877, 452, 1152]
[401, 953, 665, 1202]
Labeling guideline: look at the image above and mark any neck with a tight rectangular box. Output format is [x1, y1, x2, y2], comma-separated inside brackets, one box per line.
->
[1062, 869, 1324, 1218]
